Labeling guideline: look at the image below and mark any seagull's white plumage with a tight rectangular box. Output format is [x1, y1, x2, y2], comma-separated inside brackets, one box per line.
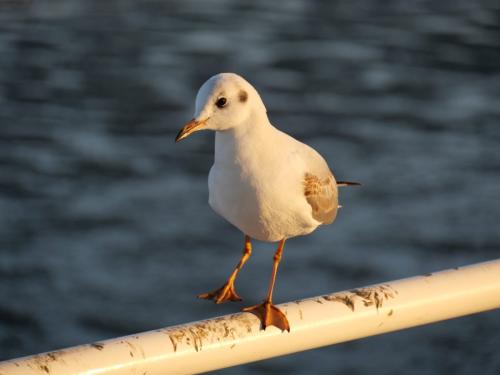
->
[175, 73, 348, 332]
[186, 73, 338, 241]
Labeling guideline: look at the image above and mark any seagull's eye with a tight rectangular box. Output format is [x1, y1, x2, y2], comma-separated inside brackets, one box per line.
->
[216, 97, 227, 108]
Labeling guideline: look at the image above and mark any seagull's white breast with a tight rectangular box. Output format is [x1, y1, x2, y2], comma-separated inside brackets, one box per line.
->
[208, 123, 325, 242]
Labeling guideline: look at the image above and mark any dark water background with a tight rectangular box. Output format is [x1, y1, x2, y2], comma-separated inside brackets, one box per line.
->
[1, 1, 500, 373]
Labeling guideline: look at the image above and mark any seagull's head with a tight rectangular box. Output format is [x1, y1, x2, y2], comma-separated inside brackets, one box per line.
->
[175, 73, 267, 142]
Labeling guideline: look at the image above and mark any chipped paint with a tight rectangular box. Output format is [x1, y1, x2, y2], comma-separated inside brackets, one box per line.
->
[324, 294, 355, 311]
[124, 340, 145, 359]
[294, 301, 304, 320]
[167, 333, 178, 351]
[90, 343, 105, 351]
[164, 313, 256, 353]
[30, 355, 55, 374]
[46, 351, 65, 364]
[323, 284, 397, 311]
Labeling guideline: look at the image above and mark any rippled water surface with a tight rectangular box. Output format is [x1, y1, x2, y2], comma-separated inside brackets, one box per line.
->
[1, 1, 499, 373]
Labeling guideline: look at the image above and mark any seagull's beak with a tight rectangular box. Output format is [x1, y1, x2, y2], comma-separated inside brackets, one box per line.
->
[175, 118, 208, 142]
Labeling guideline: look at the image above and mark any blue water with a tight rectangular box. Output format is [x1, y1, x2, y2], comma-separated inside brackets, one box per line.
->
[1, 1, 499, 373]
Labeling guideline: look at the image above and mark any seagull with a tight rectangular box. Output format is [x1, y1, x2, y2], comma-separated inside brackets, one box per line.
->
[175, 73, 359, 332]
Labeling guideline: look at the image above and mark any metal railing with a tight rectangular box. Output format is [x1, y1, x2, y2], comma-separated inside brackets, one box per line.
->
[1, 259, 499, 374]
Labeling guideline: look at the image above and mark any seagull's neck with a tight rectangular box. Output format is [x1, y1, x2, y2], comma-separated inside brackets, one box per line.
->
[214, 111, 275, 166]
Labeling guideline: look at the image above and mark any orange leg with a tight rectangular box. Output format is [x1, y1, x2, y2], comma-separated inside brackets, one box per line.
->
[243, 239, 290, 332]
[198, 235, 252, 304]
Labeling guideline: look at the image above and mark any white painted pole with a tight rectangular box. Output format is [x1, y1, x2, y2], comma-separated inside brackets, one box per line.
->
[1, 259, 499, 375]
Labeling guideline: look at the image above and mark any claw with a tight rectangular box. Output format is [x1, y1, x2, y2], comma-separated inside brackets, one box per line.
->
[198, 281, 242, 304]
[243, 301, 290, 332]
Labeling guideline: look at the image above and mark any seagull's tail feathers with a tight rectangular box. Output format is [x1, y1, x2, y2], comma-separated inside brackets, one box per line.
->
[337, 181, 361, 187]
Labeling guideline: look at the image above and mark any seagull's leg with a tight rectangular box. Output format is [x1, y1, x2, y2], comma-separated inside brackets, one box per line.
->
[242, 239, 290, 332]
[198, 235, 252, 303]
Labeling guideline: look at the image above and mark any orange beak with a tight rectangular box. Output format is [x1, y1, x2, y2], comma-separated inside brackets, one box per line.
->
[175, 118, 208, 142]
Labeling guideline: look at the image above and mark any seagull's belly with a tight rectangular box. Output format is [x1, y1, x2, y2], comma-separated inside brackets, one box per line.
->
[208, 165, 319, 242]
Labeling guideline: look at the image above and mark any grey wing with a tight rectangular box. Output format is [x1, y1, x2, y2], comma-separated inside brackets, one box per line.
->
[304, 172, 339, 224]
